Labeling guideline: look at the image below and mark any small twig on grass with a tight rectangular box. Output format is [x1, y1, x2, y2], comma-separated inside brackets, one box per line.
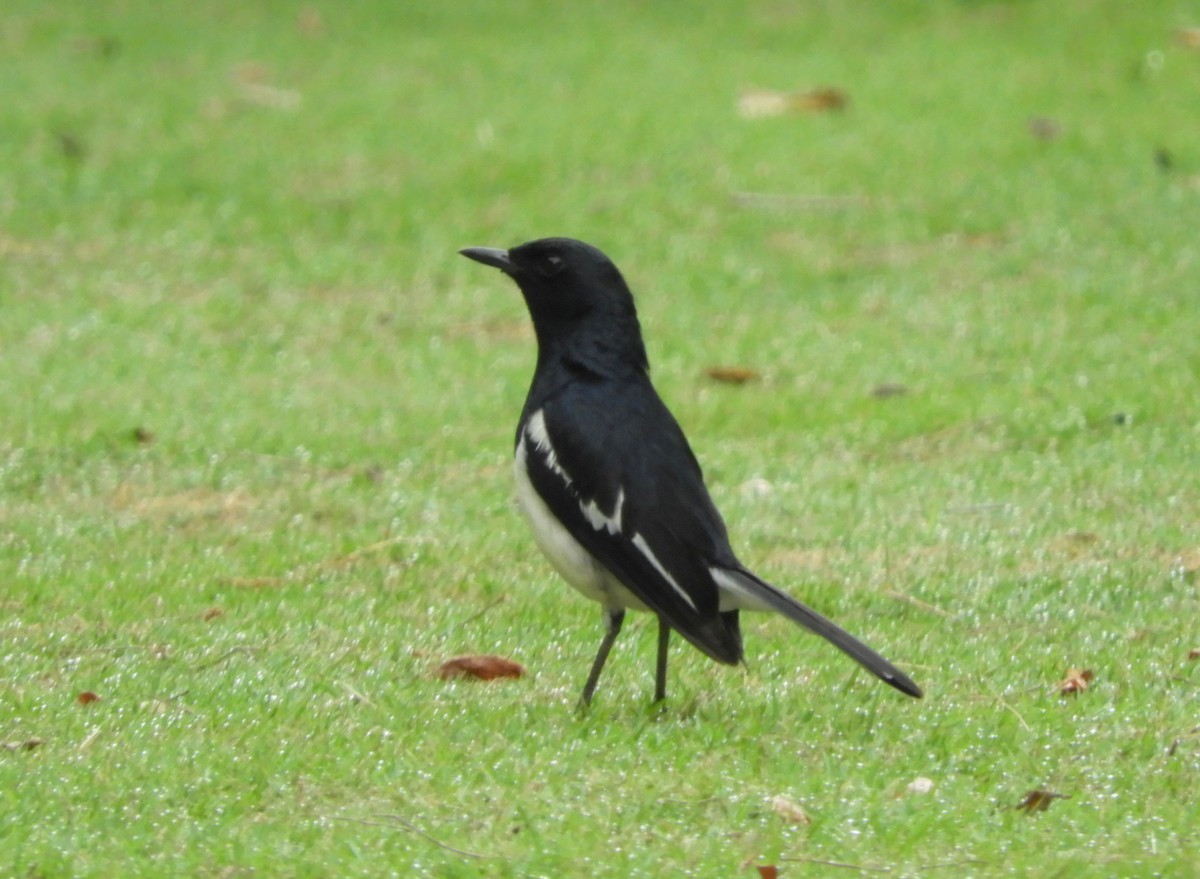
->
[884, 589, 955, 618]
[224, 535, 408, 588]
[780, 856, 891, 872]
[458, 595, 507, 627]
[919, 860, 990, 871]
[336, 680, 375, 707]
[192, 645, 260, 671]
[320, 535, 407, 569]
[332, 813, 491, 859]
[732, 191, 870, 211]
[983, 683, 1033, 732]
[1168, 724, 1200, 757]
[78, 726, 102, 752]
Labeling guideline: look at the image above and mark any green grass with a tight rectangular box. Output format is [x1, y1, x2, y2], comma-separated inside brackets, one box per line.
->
[3, 0, 1199, 875]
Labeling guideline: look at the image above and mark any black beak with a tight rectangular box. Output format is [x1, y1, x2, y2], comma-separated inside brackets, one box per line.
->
[459, 246, 514, 272]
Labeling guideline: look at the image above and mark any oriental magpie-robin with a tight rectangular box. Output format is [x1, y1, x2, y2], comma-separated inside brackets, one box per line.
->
[460, 237, 922, 705]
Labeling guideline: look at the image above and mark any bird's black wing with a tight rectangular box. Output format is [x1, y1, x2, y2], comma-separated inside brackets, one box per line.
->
[519, 374, 743, 664]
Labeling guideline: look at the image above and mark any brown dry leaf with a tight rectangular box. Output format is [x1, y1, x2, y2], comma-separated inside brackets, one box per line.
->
[1187, 647, 1199, 661]
[437, 655, 526, 682]
[202, 606, 224, 621]
[297, 6, 326, 36]
[1, 738, 44, 752]
[1051, 531, 1101, 559]
[1016, 789, 1069, 813]
[77, 691, 101, 705]
[1176, 27, 1200, 48]
[870, 382, 909, 399]
[1058, 668, 1094, 696]
[230, 63, 301, 110]
[132, 426, 154, 444]
[231, 62, 269, 85]
[1028, 116, 1062, 142]
[1174, 549, 1200, 581]
[769, 794, 812, 825]
[757, 867, 779, 879]
[705, 365, 760, 385]
[738, 87, 848, 119]
[238, 82, 302, 110]
[114, 486, 252, 524]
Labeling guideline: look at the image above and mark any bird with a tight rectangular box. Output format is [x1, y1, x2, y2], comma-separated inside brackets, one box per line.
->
[459, 237, 923, 705]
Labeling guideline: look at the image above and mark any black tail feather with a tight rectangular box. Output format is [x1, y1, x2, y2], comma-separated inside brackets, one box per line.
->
[726, 567, 923, 698]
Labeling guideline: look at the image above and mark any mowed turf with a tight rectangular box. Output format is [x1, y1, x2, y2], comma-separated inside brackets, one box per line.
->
[2, 1, 1198, 876]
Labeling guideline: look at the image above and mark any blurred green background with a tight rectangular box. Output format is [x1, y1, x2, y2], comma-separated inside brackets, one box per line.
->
[2, 1, 1198, 876]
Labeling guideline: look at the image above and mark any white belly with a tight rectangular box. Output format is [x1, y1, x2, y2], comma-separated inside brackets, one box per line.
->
[513, 437, 648, 612]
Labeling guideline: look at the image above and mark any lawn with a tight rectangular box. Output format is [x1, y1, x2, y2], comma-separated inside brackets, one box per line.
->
[2, 1, 1198, 876]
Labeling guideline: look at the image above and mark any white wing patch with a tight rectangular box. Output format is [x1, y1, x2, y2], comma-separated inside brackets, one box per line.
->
[525, 409, 567, 482]
[632, 533, 698, 612]
[525, 408, 624, 535]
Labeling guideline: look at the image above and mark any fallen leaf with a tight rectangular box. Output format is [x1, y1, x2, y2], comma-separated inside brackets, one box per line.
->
[202, 606, 224, 621]
[769, 794, 811, 825]
[757, 867, 779, 879]
[297, 6, 326, 36]
[55, 130, 86, 161]
[132, 426, 154, 444]
[1187, 647, 1199, 661]
[237, 82, 302, 110]
[230, 63, 301, 110]
[906, 776, 935, 795]
[68, 35, 121, 59]
[1028, 116, 1062, 142]
[1, 738, 44, 752]
[870, 382, 908, 399]
[738, 87, 848, 119]
[76, 691, 101, 705]
[739, 477, 774, 499]
[1016, 789, 1069, 813]
[1058, 668, 1094, 696]
[1052, 531, 1100, 557]
[1174, 549, 1200, 582]
[437, 655, 526, 681]
[1176, 27, 1200, 48]
[705, 365, 760, 385]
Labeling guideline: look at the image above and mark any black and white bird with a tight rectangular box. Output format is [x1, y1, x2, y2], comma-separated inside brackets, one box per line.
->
[460, 237, 922, 705]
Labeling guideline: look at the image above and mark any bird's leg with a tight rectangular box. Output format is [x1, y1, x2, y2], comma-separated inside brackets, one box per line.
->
[579, 608, 625, 708]
[654, 617, 670, 702]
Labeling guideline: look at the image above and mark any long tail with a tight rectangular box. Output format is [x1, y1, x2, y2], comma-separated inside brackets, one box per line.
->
[715, 566, 923, 698]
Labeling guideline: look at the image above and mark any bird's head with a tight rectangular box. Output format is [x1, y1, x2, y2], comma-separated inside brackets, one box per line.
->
[460, 237, 648, 373]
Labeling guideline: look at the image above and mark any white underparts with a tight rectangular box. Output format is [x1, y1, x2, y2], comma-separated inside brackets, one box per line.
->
[517, 408, 700, 616]
[515, 427, 648, 612]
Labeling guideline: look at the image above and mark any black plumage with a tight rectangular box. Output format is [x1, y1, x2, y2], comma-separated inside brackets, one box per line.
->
[460, 237, 922, 705]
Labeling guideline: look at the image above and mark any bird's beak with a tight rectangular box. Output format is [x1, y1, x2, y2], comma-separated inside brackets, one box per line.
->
[459, 246, 514, 272]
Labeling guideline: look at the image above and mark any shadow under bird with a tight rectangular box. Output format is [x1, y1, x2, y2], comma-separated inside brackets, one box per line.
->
[459, 237, 923, 706]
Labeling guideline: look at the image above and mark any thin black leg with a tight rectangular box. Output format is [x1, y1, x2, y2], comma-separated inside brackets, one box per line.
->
[654, 617, 670, 702]
[579, 609, 624, 707]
